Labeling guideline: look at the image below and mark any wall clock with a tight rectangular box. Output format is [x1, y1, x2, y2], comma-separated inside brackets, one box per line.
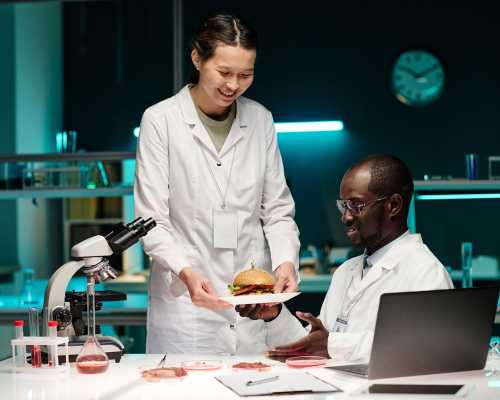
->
[392, 50, 444, 106]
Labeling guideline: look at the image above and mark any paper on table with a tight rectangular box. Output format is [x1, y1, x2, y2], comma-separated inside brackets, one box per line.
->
[215, 372, 342, 396]
[219, 292, 300, 306]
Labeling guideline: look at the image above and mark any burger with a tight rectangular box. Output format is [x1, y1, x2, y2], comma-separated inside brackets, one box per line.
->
[228, 267, 275, 296]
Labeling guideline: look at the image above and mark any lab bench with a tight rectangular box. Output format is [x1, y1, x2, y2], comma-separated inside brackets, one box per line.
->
[0, 353, 499, 399]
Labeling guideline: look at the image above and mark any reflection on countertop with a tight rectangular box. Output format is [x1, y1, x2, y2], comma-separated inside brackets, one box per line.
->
[0, 353, 499, 400]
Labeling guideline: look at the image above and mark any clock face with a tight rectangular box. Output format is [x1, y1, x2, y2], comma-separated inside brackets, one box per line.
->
[392, 50, 444, 106]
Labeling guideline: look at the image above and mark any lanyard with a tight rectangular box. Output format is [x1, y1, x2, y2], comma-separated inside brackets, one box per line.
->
[199, 143, 237, 209]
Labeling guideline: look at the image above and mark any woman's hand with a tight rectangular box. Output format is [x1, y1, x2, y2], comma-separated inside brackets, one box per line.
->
[273, 262, 298, 293]
[179, 267, 232, 309]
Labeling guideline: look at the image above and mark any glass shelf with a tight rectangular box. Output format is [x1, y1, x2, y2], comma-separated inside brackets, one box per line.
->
[0, 186, 133, 199]
[409, 179, 500, 232]
[0, 152, 135, 199]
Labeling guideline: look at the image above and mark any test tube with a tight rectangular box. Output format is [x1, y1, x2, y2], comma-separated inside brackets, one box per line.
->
[28, 307, 39, 336]
[13, 320, 26, 368]
[47, 320, 58, 367]
[28, 308, 41, 368]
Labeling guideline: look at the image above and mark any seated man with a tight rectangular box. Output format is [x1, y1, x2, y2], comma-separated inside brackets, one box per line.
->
[237, 154, 453, 362]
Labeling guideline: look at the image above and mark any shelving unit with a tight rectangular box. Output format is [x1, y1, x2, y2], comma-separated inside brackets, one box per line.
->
[408, 179, 500, 283]
[0, 152, 134, 197]
[0, 152, 138, 274]
[0, 186, 132, 200]
[408, 179, 500, 232]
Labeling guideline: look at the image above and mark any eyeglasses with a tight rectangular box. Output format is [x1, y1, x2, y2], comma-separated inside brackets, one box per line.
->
[336, 196, 389, 216]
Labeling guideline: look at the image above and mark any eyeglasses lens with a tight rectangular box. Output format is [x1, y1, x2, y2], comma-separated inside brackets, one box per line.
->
[337, 200, 363, 215]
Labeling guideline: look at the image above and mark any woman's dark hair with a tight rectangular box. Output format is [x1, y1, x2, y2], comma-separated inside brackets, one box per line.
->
[189, 14, 258, 83]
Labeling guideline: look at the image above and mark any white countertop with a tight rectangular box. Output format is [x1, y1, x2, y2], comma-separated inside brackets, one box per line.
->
[1, 353, 500, 400]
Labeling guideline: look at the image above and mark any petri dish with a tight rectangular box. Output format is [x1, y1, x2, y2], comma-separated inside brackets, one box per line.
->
[232, 361, 272, 372]
[181, 360, 224, 371]
[285, 356, 329, 368]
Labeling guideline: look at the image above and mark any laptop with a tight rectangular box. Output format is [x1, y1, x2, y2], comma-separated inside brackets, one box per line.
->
[327, 287, 499, 379]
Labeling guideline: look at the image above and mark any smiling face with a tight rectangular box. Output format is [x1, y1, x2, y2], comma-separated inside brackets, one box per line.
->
[339, 165, 389, 254]
[191, 43, 256, 117]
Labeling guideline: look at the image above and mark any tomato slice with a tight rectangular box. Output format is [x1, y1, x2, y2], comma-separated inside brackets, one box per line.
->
[233, 285, 274, 295]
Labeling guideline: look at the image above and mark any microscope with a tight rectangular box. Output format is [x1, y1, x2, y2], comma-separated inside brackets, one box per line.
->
[43, 217, 156, 362]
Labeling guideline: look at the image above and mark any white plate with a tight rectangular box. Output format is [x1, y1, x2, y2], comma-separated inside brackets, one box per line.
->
[219, 292, 301, 306]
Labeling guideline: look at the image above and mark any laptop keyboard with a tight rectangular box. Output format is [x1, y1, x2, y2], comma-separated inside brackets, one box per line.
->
[330, 363, 369, 376]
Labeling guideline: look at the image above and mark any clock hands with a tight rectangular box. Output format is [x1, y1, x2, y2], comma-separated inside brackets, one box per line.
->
[417, 64, 439, 78]
[396, 65, 419, 78]
[397, 64, 440, 80]
[392, 50, 443, 106]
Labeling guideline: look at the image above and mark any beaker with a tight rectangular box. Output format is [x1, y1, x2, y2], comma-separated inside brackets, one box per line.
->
[20, 268, 37, 306]
[75, 276, 109, 374]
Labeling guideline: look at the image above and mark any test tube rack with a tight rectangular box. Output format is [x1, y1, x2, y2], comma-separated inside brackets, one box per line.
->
[11, 336, 69, 373]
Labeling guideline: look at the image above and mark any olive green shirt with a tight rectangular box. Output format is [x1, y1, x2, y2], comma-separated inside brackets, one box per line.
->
[195, 103, 236, 153]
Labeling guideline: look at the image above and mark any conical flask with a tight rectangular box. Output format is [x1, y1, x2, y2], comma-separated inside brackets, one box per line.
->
[75, 276, 109, 374]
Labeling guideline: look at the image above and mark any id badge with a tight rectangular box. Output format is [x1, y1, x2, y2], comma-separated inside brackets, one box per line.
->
[333, 317, 348, 333]
[213, 209, 238, 249]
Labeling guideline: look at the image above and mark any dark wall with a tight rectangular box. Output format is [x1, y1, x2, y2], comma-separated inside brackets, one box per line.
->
[0, 5, 18, 265]
[65, 1, 500, 269]
[64, 0, 173, 151]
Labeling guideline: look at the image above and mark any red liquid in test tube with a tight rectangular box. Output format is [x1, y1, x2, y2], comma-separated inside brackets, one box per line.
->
[31, 345, 42, 368]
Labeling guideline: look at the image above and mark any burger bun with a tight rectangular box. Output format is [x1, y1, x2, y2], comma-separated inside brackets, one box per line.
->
[233, 267, 274, 286]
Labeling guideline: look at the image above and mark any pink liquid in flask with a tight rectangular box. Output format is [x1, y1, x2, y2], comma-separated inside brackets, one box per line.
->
[76, 354, 109, 374]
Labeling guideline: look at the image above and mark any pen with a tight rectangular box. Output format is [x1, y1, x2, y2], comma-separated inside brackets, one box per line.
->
[246, 375, 279, 386]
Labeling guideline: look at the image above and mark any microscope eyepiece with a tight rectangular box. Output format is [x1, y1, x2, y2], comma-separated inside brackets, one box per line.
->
[106, 217, 156, 254]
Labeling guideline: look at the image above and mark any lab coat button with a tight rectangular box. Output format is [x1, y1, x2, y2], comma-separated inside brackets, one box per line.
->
[229, 324, 235, 329]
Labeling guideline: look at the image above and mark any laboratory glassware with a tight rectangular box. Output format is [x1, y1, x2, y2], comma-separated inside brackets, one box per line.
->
[13, 320, 26, 368]
[28, 307, 42, 367]
[75, 276, 109, 374]
[465, 154, 479, 180]
[461, 242, 473, 288]
[20, 268, 37, 306]
[47, 320, 58, 367]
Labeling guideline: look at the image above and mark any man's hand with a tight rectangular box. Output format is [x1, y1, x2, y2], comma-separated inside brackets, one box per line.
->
[273, 262, 298, 293]
[179, 267, 231, 309]
[267, 311, 329, 358]
[235, 303, 281, 321]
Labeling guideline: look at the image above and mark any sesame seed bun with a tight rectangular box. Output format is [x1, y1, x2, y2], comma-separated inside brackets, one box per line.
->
[233, 267, 275, 286]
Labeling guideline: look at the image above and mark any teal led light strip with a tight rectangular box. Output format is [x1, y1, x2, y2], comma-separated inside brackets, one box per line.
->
[274, 121, 344, 133]
[416, 193, 500, 200]
[133, 120, 344, 137]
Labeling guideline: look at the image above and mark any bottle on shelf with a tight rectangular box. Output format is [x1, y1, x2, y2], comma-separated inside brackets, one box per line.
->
[461, 242, 473, 288]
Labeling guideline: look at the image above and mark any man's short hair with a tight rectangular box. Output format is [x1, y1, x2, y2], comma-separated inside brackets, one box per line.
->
[353, 154, 414, 218]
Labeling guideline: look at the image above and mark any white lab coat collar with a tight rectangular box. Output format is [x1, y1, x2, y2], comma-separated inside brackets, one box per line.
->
[365, 230, 410, 268]
[176, 85, 250, 158]
[347, 232, 421, 294]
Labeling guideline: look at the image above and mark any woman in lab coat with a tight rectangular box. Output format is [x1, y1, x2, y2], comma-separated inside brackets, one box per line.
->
[134, 14, 300, 354]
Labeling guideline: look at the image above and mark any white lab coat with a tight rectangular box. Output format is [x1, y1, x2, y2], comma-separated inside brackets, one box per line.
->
[134, 85, 300, 354]
[266, 233, 454, 361]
